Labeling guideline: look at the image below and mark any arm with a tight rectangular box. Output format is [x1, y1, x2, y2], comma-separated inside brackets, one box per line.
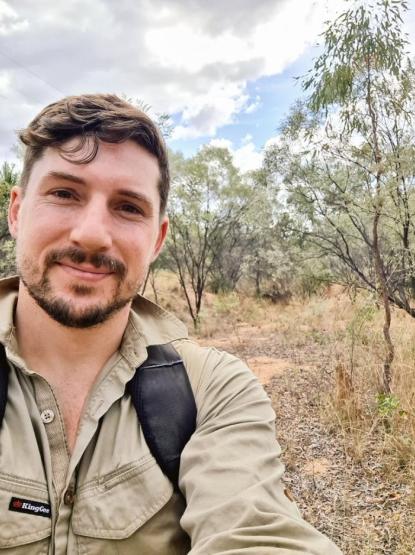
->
[177, 342, 342, 554]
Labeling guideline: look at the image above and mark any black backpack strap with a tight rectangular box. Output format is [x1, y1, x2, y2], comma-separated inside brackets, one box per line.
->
[0, 343, 9, 428]
[127, 343, 197, 492]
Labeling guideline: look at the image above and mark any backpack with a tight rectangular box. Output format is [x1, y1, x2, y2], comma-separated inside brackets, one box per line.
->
[0, 342, 197, 492]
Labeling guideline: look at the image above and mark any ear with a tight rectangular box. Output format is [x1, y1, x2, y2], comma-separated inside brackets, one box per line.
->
[8, 186, 23, 239]
[151, 215, 169, 262]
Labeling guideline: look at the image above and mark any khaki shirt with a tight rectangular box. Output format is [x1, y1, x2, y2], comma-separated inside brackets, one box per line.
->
[0, 277, 342, 554]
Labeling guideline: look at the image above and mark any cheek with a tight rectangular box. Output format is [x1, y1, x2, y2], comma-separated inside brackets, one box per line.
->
[20, 210, 70, 245]
[15, 228, 57, 270]
[125, 231, 157, 258]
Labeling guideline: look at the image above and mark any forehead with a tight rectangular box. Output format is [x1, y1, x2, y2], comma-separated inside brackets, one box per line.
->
[26, 139, 161, 196]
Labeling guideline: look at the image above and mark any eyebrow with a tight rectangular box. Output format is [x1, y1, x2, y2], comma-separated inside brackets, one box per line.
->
[46, 170, 86, 184]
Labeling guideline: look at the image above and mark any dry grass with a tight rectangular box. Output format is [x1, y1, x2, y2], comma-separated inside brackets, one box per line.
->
[145, 273, 415, 554]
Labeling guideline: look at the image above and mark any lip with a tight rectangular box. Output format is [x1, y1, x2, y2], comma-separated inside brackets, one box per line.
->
[57, 262, 113, 282]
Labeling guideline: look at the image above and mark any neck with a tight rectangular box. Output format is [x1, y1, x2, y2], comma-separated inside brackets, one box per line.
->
[14, 283, 130, 381]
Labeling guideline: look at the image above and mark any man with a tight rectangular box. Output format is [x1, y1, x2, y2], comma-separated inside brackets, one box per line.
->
[0, 94, 342, 553]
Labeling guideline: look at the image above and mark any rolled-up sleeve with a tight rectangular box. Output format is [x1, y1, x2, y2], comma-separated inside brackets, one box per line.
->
[176, 342, 342, 554]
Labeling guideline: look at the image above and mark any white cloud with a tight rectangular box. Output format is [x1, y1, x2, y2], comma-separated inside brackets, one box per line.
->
[0, 70, 10, 94]
[147, 0, 347, 78]
[264, 135, 282, 150]
[209, 138, 233, 149]
[145, 25, 253, 73]
[172, 82, 249, 139]
[0, 0, 28, 35]
[232, 142, 263, 173]
[244, 96, 261, 114]
[241, 133, 253, 145]
[148, 0, 348, 137]
[209, 137, 263, 173]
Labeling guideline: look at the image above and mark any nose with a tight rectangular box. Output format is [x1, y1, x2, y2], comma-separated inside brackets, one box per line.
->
[69, 198, 113, 252]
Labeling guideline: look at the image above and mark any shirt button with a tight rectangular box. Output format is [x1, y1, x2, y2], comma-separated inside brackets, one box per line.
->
[64, 487, 75, 506]
[40, 409, 55, 424]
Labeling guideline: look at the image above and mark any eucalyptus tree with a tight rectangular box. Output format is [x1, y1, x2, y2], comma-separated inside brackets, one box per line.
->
[166, 146, 251, 328]
[265, 0, 415, 393]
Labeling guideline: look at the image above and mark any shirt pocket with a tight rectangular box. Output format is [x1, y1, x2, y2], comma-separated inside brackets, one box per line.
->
[0, 473, 51, 554]
[71, 455, 184, 554]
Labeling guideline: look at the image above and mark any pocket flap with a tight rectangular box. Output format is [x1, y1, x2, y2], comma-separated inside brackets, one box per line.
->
[72, 457, 173, 539]
[0, 474, 51, 547]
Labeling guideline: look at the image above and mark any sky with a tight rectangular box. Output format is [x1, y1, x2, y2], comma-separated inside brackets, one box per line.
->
[0, 0, 414, 173]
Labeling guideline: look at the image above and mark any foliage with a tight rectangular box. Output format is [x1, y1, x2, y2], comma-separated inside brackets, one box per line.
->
[238, 169, 286, 297]
[120, 95, 173, 138]
[0, 162, 18, 276]
[376, 392, 400, 417]
[164, 145, 305, 327]
[303, 0, 411, 115]
[0, 239, 16, 277]
[0, 162, 17, 232]
[165, 146, 252, 327]
[264, 0, 413, 393]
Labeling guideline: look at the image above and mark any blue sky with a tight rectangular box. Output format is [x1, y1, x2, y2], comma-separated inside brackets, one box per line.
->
[0, 0, 414, 172]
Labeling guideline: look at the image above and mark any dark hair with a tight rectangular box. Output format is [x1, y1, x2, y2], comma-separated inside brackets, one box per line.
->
[18, 94, 170, 213]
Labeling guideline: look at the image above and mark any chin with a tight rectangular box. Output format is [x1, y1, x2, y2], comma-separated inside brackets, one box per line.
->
[25, 283, 132, 329]
[41, 296, 131, 328]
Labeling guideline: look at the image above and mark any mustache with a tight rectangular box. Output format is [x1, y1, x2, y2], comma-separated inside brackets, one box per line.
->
[45, 247, 126, 278]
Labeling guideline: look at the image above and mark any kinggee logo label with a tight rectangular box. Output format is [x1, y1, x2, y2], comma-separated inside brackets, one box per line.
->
[9, 497, 51, 518]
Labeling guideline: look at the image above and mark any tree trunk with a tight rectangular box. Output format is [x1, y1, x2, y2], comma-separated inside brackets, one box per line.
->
[367, 56, 395, 394]
[150, 269, 159, 305]
[141, 268, 151, 296]
[372, 209, 394, 394]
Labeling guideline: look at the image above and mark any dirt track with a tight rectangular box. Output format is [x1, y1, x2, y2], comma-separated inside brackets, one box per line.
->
[198, 321, 415, 555]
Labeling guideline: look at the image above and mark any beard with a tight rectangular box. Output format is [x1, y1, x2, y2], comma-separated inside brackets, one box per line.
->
[18, 247, 138, 328]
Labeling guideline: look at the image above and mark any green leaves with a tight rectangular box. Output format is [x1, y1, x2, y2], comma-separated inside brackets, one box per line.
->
[0, 161, 18, 276]
[166, 146, 254, 324]
[377, 393, 400, 417]
[0, 161, 19, 221]
[304, 0, 410, 117]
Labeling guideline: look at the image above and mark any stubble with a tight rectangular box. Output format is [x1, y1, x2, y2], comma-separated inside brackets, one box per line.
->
[18, 247, 138, 328]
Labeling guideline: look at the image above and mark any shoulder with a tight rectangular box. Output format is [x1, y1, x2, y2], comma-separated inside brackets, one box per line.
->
[129, 294, 188, 345]
[171, 338, 274, 426]
[130, 294, 262, 398]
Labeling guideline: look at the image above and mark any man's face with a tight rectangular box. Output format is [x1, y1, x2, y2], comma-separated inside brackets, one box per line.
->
[8, 139, 168, 328]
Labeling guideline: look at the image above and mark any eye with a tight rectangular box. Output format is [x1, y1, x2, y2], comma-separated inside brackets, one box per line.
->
[118, 203, 143, 216]
[51, 189, 77, 200]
